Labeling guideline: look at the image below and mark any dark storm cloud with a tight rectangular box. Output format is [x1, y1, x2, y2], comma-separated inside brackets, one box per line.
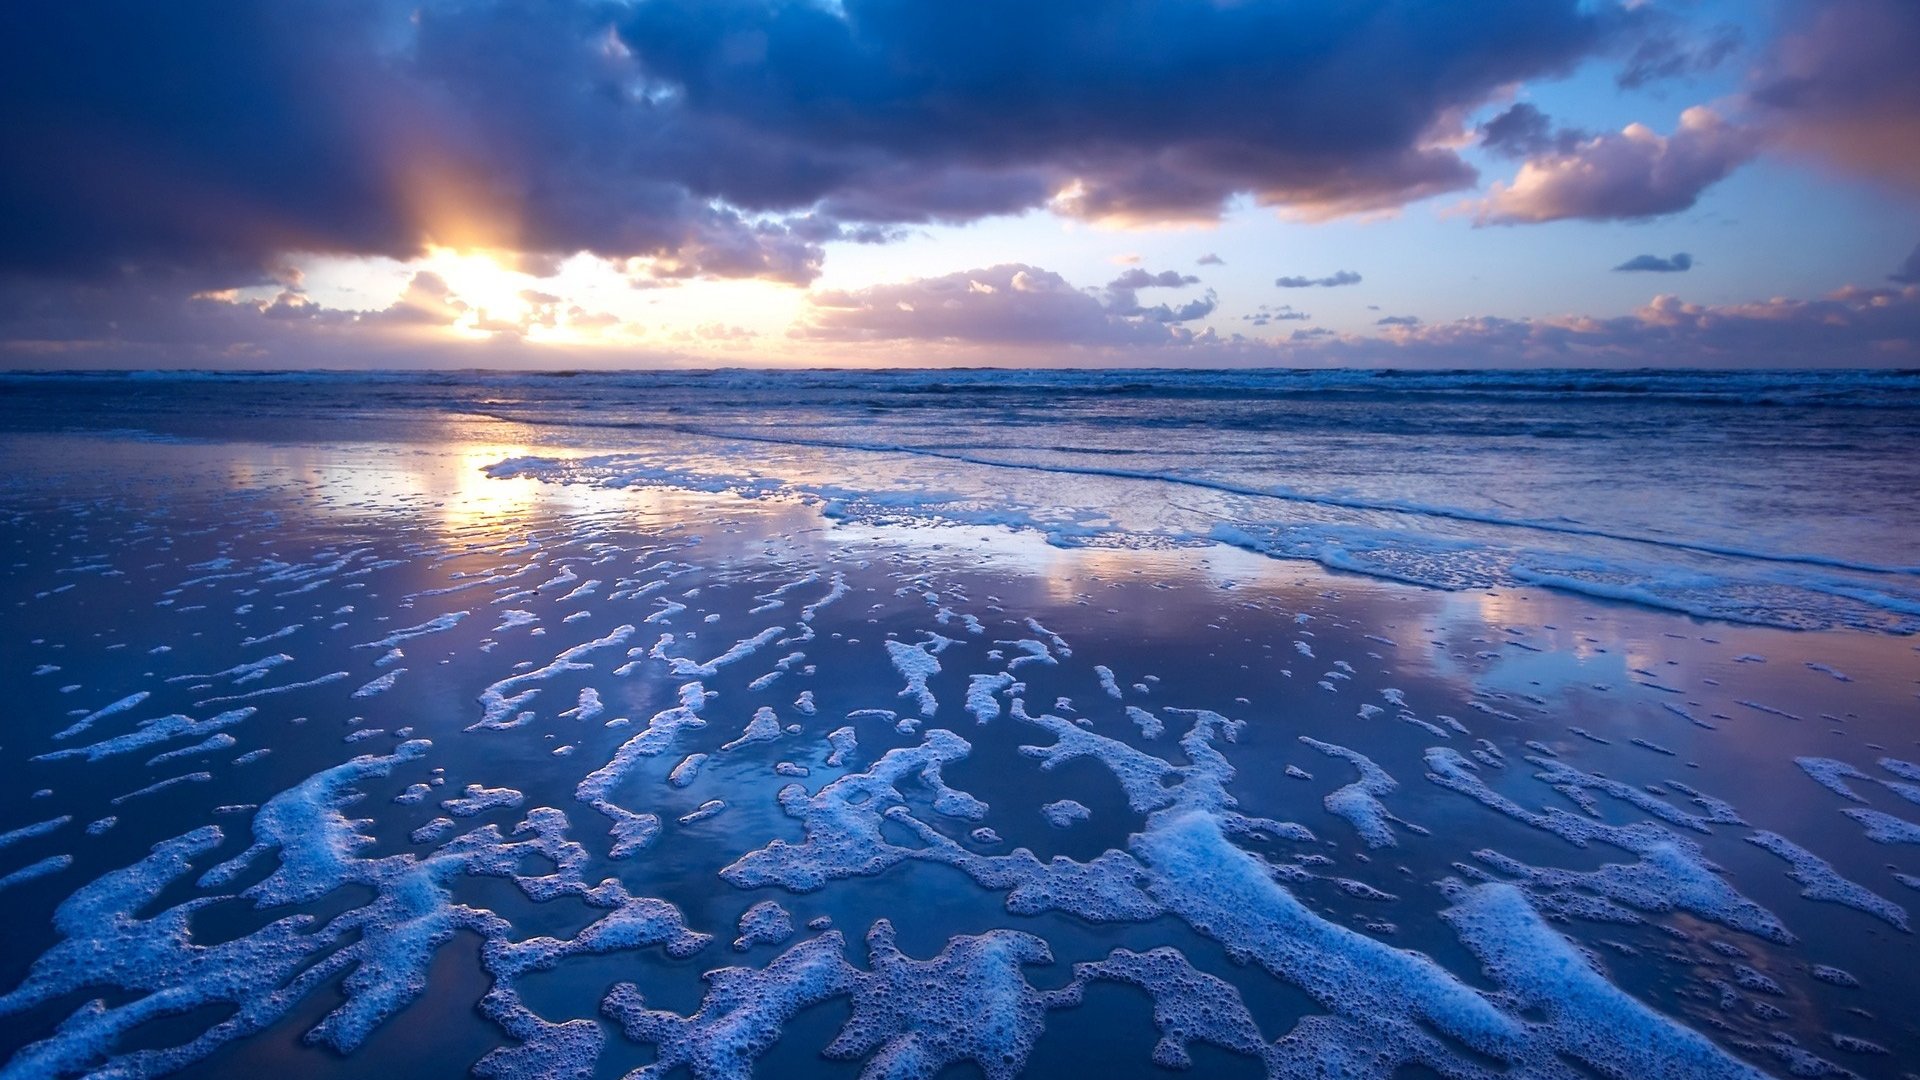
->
[1, 0, 1619, 287]
[1614, 253, 1694, 273]
[620, 0, 1621, 223]
[1276, 271, 1362, 289]
[0, 1, 835, 285]
[0, 4, 417, 278]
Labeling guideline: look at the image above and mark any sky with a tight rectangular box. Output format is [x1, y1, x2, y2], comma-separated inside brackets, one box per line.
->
[2, 0, 1919, 370]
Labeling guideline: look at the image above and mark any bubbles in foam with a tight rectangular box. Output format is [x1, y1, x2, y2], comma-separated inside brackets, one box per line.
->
[1300, 736, 1418, 848]
[1040, 799, 1090, 828]
[1747, 831, 1909, 933]
[886, 633, 955, 717]
[733, 901, 794, 951]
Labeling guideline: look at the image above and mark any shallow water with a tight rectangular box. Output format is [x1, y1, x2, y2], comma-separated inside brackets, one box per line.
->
[12, 367, 1920, 632]
[2, 372, 1918, 1079]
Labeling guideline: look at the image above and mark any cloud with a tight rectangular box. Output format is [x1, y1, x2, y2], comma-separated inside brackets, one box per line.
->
[1749, 0, 1920, 194]
[1478, 103, 1586, 160]
[8, 259, 1918, 371]
[368, 273, 470, 327]
[1476, 107, 1760, 224]
[1892, 243, 1920, 285]
[1196, 253, 1225, 266]
[1616, 21, 1742, 90]
[620, 0, 1615, 226]
[1108, 269, 1199, 291]
[1614, 252, 1694, 273]
[1276, 271, 1362, 288]
[232, 269, 624, 340]
[1241, 304, 1311, 327]
[792, 271, 1920, 368]
[1312, 284, 1920, 367]
[797, 264, 1211, 346]
[1103, 269, 1216, 323]
[0, 2, 843, 286]
[785, 216, 909, 247]
[0, 258, 676, 370]
[0, 0, 1622, 289]
[673, 322, 757, 344]
[787, 259, 1920, 368]
[632, 211, 830, 286]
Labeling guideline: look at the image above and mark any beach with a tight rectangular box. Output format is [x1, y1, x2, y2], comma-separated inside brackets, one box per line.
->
[3, 370, 1918, 1079]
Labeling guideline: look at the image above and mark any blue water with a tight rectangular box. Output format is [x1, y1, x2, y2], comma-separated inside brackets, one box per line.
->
[2, 370, 1919, 1079]
[11, 367, 1920, 630]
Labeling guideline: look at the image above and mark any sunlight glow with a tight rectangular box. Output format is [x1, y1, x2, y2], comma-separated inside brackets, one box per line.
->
[423, 247, 538, 338]
[277, 244, 817, 358]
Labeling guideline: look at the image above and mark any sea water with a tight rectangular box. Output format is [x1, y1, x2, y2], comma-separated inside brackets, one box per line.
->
[1, 369, 1917, 1079]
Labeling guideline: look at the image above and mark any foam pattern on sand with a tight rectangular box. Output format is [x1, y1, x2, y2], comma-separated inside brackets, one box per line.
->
[8, 430, 1918, 1080]
[1299, 736, 1419, 848]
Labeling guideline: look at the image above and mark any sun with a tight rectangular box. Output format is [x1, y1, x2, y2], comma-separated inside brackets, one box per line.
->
[422, 246, 536, 336]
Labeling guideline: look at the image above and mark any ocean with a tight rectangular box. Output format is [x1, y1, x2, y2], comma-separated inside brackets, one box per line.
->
[2, 368, 1918, 1079]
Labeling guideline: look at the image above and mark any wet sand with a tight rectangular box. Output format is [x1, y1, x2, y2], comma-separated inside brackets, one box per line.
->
[3, 417, 1918, 1079]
